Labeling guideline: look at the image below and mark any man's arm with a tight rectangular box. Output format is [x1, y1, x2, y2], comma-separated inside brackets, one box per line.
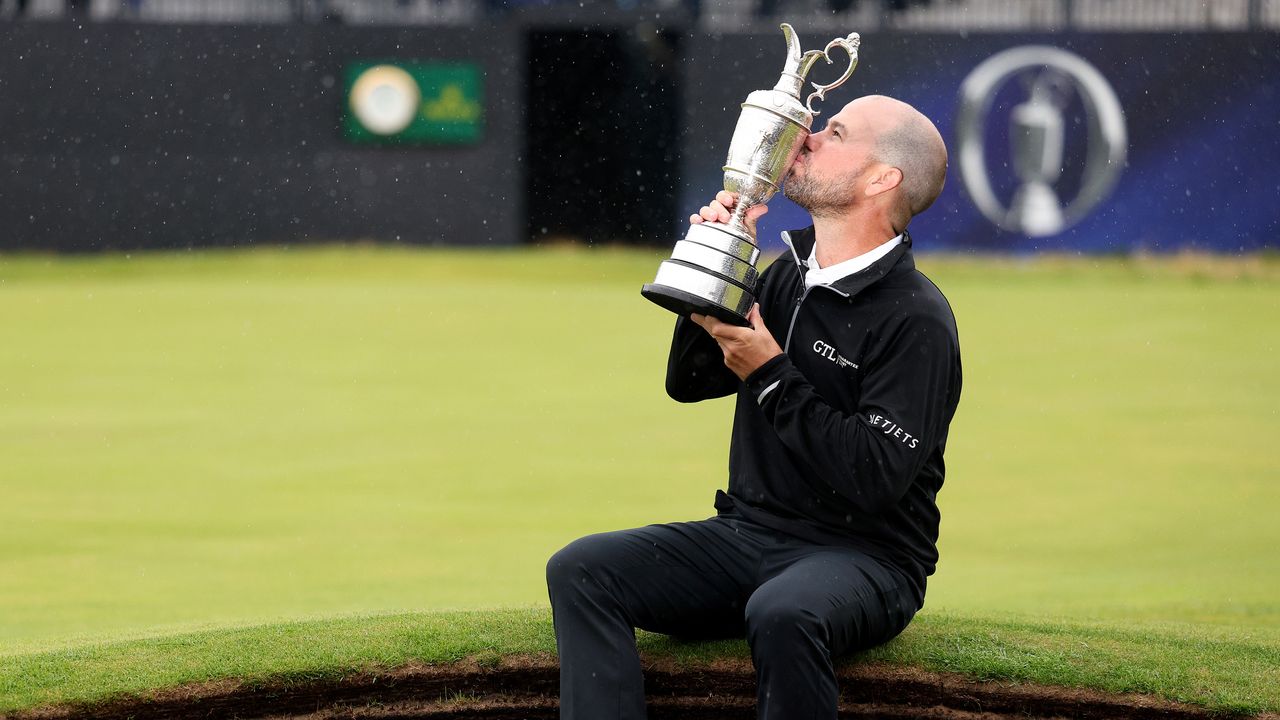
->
[664, 315, 740, 402]
[696, 310, 960, 515]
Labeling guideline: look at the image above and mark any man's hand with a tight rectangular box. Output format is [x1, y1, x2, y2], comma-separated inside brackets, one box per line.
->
[690, 190, 768, 236]
[691, 304, 783, 381]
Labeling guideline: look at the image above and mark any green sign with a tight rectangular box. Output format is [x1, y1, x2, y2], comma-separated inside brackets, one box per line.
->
[343, 61, 483, 145]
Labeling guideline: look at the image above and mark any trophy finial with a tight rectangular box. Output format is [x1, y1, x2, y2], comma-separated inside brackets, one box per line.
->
[780, 23, 802, 66]
[773, 24, 818, 100]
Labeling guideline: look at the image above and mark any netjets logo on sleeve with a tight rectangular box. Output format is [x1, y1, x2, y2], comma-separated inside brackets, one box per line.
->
[813, 340, 858, 370]
[868, 414, 920, 449]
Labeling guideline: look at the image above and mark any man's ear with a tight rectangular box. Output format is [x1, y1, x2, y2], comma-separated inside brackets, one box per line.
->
[863, 165, 903, 198]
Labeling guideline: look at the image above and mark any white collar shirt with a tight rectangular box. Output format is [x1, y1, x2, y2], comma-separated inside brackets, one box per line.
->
[803, 234, 904, 290]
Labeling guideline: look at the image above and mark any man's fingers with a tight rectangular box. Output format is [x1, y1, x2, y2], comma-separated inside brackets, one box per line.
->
[696, 302, 780, 381]
[691, 312, 736, 340]
[692, 312, 727, 335]
[709, 322, 751, 343]
[702, 201, 731, 224]
[691, 193, 744, 227]
[700, 193, 766, 234]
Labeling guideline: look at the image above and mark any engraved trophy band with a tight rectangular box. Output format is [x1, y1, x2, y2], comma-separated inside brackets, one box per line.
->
[642, 23, 860, 326]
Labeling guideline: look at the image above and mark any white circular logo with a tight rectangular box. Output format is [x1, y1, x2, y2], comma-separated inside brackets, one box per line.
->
[349, 65, 422, 136]
[955, 46, 1127, 238]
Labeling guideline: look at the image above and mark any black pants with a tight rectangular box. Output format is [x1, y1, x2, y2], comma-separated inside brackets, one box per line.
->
[546, 514, 919, 720]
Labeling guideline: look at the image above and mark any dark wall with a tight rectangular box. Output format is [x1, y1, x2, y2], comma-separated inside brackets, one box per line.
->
[525, 28, 682, 246]
[0, 23, 524, 251]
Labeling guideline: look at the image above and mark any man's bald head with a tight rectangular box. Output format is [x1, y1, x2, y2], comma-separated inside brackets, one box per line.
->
[853, 95, 948, 222]
[783, 95, 948, 228]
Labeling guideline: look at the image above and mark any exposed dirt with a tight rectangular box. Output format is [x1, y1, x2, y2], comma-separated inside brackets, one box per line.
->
[12, 655, 1271, 720]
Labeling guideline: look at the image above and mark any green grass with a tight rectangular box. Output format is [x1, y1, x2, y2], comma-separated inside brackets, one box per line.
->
[1, 246, 1277, 712]
[1, 609, 1277, 714]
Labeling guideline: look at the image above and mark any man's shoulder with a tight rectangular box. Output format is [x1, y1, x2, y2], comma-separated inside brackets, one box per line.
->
[882, 264, 954, 313]
[861, 268, 959, 351]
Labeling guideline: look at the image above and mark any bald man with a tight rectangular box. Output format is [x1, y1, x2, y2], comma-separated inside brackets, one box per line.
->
[547, 95, 962, 720]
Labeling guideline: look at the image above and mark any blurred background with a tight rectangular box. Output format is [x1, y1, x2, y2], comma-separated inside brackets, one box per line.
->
[3, 0, 1278, 252]
[1, 0, 1277, 650]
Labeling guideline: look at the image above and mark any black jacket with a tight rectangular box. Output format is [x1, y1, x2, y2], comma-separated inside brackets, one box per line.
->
[665, 226, 962, 605]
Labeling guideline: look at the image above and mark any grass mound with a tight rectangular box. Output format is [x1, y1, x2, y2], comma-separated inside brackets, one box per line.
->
[2, 609, 1277, 716]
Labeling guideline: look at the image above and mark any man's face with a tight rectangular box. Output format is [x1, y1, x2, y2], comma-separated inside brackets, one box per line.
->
[783, 102, 878, 215]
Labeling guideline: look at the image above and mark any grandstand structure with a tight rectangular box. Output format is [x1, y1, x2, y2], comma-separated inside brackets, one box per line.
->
[4, 0, 1279, 29]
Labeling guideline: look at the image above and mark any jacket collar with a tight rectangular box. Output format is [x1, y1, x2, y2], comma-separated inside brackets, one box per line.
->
[780, 225, 915, 298]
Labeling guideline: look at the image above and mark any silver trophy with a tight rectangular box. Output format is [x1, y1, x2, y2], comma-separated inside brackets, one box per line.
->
[642, 23, 861, 326]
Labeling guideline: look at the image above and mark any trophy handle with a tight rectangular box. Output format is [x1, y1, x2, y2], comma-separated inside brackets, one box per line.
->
[805, 33, 861, 115]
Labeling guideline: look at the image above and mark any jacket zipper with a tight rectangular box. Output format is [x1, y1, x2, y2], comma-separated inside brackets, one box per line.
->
[784, 287, 812, 352]
[779, 230, 851, 352]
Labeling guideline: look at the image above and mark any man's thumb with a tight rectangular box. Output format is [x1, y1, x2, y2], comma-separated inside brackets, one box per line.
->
[746, 204, 768, 236]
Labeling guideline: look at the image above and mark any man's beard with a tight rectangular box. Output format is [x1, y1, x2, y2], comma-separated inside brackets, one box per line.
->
[782, 157, 866, 217]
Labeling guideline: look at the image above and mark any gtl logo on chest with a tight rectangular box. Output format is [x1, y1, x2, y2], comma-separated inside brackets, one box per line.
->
[812, 340, 858, 370]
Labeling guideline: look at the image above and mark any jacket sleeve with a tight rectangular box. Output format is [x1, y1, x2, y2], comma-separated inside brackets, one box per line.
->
[743, 314, 960, 513]
[664, 314, 739, 402]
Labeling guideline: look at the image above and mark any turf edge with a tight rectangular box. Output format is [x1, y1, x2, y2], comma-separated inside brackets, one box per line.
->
[1, 608, 1277, 716]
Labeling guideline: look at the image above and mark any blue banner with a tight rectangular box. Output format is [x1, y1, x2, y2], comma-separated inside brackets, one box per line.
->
[680, 32, 1279, 254]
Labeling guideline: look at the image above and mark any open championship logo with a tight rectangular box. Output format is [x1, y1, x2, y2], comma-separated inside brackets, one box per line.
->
[955, 46, 1127, 238]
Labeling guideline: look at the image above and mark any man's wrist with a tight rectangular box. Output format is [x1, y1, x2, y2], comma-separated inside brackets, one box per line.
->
[744, 352, 789, 388]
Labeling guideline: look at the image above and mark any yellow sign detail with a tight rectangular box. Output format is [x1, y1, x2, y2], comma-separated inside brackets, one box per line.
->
[423, 85, 481, 123]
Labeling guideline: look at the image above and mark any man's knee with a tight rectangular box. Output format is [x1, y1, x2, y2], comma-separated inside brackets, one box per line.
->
[546, 534, 614, 600]
[744, 590, 828, 652]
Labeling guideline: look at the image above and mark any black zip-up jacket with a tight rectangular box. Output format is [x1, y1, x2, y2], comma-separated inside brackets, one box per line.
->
[665, 226, 962, 605]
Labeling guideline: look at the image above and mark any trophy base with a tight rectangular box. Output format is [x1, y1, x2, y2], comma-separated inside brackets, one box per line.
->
[642, 283, 753, 327]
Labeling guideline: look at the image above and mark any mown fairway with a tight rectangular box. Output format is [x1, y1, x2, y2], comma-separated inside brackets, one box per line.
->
[1, 247, 1277, 652]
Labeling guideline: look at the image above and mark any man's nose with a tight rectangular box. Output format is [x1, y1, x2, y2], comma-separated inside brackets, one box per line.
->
[803, 132, 822, 151]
